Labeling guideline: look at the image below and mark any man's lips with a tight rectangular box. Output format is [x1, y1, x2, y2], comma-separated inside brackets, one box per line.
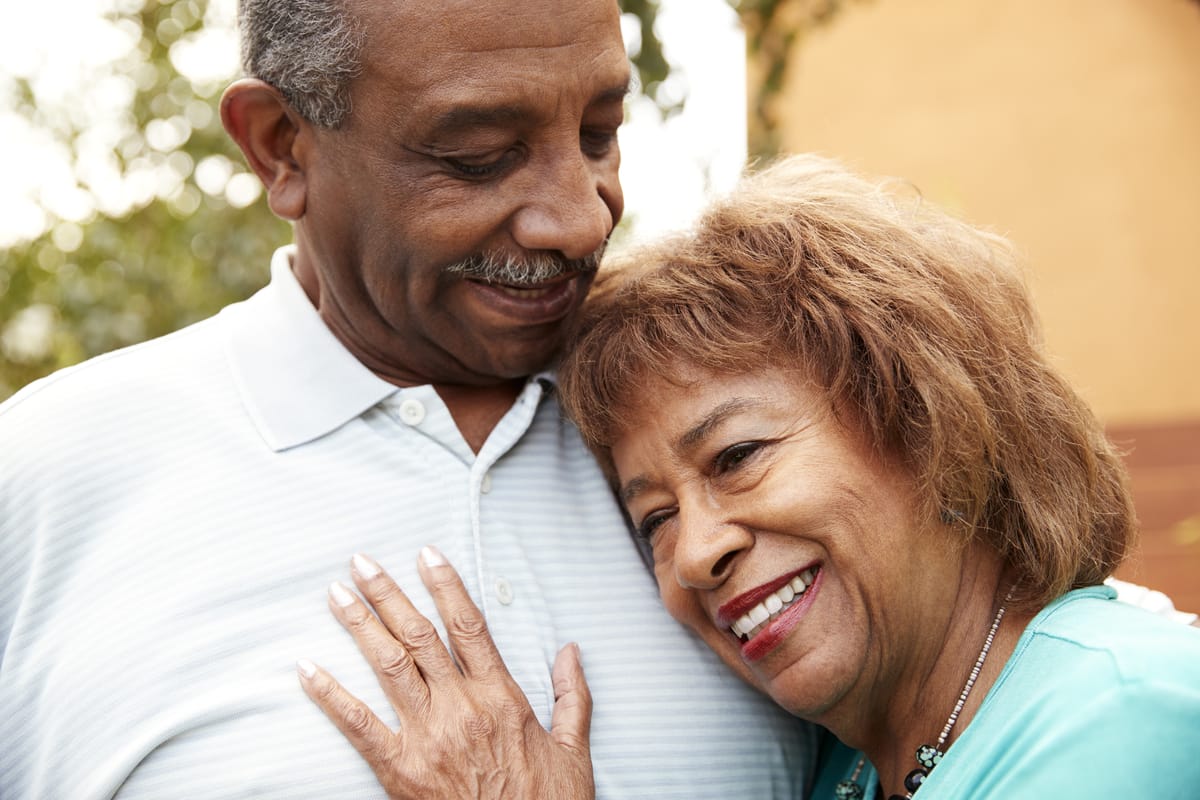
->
[463, 273, 585, 323]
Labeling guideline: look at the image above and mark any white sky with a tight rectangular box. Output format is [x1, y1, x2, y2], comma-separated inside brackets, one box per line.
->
[0, 0, 747, 249]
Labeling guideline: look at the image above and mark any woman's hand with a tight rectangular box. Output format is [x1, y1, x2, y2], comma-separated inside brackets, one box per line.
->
[297, 546, 595, 800]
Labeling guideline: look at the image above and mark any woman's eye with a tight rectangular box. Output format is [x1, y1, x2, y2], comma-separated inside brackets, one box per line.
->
[637, 511, 672, 541]
[713, 441, 763, 475]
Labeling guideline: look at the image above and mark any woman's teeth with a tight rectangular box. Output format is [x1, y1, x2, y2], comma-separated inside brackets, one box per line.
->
[730, 569, 817, 641]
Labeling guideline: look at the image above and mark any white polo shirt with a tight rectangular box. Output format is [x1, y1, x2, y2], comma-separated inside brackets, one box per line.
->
[0, 247, 815, 799]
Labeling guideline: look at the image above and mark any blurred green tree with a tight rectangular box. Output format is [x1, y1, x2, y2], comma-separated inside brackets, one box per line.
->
[0, 0, 850, 400]
[0, 0, 289, 399]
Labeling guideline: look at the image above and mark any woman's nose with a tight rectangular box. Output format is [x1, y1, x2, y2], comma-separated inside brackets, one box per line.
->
[671, 508, 752, 591]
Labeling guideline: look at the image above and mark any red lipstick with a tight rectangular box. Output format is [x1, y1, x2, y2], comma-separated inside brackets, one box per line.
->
[717, 563, 817, 627]
[725, 565, 822, 663]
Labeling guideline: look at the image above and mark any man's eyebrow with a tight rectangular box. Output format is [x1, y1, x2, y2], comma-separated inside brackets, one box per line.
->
[429, 104, 530, 134]
[428, 82, 631, 134]
[595, 81, 633, 105]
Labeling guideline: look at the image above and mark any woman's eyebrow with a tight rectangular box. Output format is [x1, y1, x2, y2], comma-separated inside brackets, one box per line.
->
[677, 397, 762, 451]
[619, 397, 766, 504]
[619, 475, 650, 505]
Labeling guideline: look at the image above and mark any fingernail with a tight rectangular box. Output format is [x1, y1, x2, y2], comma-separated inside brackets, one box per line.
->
[329, 580, 356, 607]
[419, 545, 447, 568]
[296, 658, 318, 679]
[352, 553, 381, 580]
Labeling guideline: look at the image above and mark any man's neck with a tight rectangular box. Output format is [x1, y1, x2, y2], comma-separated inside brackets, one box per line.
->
[435, 380, 527, 453]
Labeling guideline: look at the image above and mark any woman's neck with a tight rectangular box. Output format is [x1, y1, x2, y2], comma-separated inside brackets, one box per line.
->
[841, 560, 1034, 797]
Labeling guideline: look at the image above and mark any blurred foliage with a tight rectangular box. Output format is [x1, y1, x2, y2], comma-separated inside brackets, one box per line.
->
[629, 0, 862, 153]
[0, 0, 844, 400]
[622, 0, 679, 116]
[0, 0, 289, 400]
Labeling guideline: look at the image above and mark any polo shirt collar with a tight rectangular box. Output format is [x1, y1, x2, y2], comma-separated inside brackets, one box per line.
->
[225, 247, 561, 452]
[224, 246, 398, 452]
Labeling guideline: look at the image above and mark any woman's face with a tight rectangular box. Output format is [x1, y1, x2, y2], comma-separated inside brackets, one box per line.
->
[610, 365, 968, 723]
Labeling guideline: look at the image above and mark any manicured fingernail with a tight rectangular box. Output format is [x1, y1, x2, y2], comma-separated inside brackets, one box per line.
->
[419, 545, 446, 568]
[352, 553, 381, 580]
[297, 658, 318, 679]
[329, 580, 356, 607]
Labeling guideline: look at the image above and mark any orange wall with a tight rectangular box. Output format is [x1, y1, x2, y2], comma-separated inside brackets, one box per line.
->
[761, 0, 1200, 426]
[756, 0, 1200, 605]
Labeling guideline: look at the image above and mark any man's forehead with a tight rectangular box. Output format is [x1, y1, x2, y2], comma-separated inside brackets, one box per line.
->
[345, 0, 629, 130]
[353, 0, 624, 54]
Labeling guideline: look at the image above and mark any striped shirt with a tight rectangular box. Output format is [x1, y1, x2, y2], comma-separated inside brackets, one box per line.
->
[0, 247, 816, 799]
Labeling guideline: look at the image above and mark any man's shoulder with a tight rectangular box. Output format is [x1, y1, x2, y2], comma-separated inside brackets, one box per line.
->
[0, 312, 235, 454]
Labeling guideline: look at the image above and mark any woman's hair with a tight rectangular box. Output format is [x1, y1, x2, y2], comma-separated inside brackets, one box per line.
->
[558, 154, 1135, 607]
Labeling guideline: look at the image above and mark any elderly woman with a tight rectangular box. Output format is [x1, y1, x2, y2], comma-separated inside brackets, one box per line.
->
[299, 155, 1200, 798]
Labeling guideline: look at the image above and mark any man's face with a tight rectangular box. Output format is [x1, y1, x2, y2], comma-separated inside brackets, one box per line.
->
[296, 0, 629, 386]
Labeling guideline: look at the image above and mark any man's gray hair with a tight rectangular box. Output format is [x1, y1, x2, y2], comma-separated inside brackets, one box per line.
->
[237, 0, 365, 128]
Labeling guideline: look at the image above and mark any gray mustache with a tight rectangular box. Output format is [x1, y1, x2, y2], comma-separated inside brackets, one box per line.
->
[445, 247, 604, 286]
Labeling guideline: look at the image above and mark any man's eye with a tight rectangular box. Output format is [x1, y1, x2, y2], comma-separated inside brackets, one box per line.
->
[444, 151, 519, 178]
[713, 442, 763, 475]
[581, 128, 617, 158]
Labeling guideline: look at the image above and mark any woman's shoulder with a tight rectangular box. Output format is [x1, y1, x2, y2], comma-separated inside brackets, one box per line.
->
[1018, 585, 1200, 685]
[922, 585, 1200, 797]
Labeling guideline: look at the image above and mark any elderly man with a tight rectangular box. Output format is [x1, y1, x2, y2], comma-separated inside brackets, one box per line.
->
[0, 0, 813, 797]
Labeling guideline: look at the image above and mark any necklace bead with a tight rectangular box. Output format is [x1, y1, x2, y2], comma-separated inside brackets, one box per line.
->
[915, 744, 942, 769]
[903, 768, 928, 793]
[833, 779, 865, 800]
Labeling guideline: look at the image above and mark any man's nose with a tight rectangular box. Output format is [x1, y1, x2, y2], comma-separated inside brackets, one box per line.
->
[511, 151, 620, 261]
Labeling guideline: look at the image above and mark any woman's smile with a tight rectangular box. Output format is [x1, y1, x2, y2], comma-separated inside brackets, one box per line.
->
[718, 566, 820, 661]
[740, 567, 821, 662]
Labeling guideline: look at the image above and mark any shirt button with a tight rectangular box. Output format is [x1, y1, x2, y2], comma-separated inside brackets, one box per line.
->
[480, 472, 493, 494]
[398, 398, 425, 425]
[495, 578, 514, 605]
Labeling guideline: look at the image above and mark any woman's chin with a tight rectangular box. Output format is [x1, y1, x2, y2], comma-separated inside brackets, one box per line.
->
[753, 651, 854, 726]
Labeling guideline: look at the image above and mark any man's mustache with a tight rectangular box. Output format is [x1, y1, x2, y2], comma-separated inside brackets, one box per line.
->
[445, 245, 605, 286]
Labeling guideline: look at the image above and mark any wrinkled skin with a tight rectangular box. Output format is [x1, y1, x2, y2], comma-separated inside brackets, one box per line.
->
[300, 550, 594, 800]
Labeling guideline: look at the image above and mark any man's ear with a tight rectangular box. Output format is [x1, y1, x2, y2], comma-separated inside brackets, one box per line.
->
[220, 78, 311, 220]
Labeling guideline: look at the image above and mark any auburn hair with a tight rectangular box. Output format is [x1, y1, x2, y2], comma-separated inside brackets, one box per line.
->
[558, 154, 1135, 607]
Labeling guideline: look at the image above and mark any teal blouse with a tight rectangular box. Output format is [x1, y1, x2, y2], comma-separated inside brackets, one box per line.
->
[812, 585, 1200, 799]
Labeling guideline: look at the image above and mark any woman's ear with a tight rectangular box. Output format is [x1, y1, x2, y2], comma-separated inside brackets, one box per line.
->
[220, 78, 310, 220]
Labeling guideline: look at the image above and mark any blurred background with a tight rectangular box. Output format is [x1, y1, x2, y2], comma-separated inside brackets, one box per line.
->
[1, 0, 1197, 607]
